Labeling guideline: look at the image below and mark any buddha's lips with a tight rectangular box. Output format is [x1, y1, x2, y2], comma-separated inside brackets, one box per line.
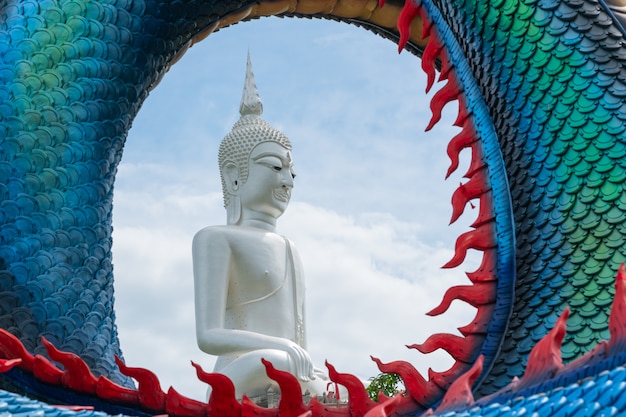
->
[274, 188, 291, 202]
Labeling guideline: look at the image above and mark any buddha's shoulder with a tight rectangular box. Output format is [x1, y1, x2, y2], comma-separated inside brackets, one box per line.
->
[193, 225, 271, 245]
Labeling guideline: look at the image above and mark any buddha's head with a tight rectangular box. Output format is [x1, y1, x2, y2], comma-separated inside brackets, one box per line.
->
[218, 54, 294, 225]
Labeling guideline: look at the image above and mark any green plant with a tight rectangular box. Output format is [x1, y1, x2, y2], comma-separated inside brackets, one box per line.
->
[366, 372, 404, 401]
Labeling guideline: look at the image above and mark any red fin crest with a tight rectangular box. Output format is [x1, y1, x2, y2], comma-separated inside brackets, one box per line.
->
[41, 337, 98, 394]
[445, 121, 477, 179]
[166, 386, 208, 417]
[0, 329, 35, 370]
[431, 355, 483, 414]
[465, 250, 497, 283]
[116, 355, 166, 411]
[32, 354, 63, 384]
[371, 356, 441, 405]
[363, 394, 404, 417]
[608, 263, 626, 355]
[326, 361, 372, 417]
[457, 304, 496, 337]
[241, 395, 277, 417]
[409, 334, 480, 364]
[262, 358, 307, 416]
[397, 1, 422, 52]
[426, 361, 472, 391]
[426, 77, 462, 131]
[427, 283, 496, 317]
[518, 308, 569, 389]
[421, 30, 443, 93]
[450, 164, 491, 225]
[192, 361, 241, 417]
[442, 224, 497, 269]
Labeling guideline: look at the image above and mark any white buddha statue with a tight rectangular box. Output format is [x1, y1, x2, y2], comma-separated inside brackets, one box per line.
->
[193, 54, 328, 400]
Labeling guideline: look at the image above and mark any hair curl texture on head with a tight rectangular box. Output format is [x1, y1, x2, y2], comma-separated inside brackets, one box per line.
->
[218, 115, 292, 209]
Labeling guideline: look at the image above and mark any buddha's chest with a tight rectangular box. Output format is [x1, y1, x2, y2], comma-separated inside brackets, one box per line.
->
[226, 237, 300, 308]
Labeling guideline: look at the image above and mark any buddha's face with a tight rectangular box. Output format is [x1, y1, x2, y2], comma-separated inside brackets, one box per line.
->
[239, 141, 295, 219]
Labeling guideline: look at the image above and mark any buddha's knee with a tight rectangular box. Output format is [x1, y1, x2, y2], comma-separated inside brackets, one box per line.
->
[217, 350, 292, 398]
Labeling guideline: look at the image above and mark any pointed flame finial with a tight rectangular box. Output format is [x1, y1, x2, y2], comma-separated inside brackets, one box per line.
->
[239, 51, 263, 117]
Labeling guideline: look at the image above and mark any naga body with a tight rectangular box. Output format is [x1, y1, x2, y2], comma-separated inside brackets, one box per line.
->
[1, 0, 626, 415]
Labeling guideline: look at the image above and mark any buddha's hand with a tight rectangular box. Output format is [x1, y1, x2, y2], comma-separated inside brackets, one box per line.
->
[285, 341, 316, 382]
[313, 367, 329, 380]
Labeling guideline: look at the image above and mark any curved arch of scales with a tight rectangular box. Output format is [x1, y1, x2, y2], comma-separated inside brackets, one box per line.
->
[0, 0, 625, 415]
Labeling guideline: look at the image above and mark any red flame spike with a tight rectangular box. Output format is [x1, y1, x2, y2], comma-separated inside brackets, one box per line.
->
[0, 358, 21, 373]
[241, 396, 278, 417]
[32, 354, 63, 384]
[363, 394, 404, 417]
[115, 356, 166, 411]
[427, 283, 496, 317]
[166, 387, 208, 417]
[191, 362, 241, 417]
[454, 96, 470, 127]
[450, 172, 491, 225]
[426, 361, 472, 391]
[464, 142, 487, 179]
[471, 196, 495, 228]
[465, 249, 497, 283]
[438, 49, 453, 83]
[409, 334, 481, 364]
[397, 0, 421, 53]
[421, 30, 444, 93]
[555, 270, 626, 373]
[371, 357, 442, 405]
[326, 361, 373, 417]
[390, 396, 427, 416]
[432, 355, 483, 414]
[458, 304, 496, 337]
[308, 398, 344, 417]
[419, 6, 433, 39]
[445, 121, 477, 179]
[518, 308, 569, 390]
[96, 376, 140, 405]
[0, 329, 35, 371]
[310, 397, 355, 417]
[426, 77, 462, 131]
[41, 337, 98, 394]
[442, 223, 497, 269]
[608, 264, 626, 356]
[262, 359, 308, 416]
[451, 188, 486, 227]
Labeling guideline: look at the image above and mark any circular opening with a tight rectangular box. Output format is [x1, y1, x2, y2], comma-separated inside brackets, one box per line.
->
[113, 16, 479, 400]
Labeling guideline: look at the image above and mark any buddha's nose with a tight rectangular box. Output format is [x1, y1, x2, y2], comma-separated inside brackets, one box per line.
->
[281, 171, 294, 188]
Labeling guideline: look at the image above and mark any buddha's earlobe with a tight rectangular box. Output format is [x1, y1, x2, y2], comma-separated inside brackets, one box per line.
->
[222, 161, 242, 224]
[227, 195, 241, 225]
[223, 161, 240, 193]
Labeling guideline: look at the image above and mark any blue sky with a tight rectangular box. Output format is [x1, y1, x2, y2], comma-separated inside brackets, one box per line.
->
[111, 16, 480, 400]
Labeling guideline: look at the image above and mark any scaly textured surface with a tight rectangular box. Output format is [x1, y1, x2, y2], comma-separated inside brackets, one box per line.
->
[424, 0, 626, 393]
[1, 0, 626, 415]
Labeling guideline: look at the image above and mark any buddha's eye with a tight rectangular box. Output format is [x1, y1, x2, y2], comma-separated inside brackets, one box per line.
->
[273, 166, 282, 172]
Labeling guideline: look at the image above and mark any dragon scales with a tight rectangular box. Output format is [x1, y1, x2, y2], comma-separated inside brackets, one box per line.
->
[1, 0, 626, 415]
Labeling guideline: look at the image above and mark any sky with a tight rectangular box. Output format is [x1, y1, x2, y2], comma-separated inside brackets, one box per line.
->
[111, 16, 481, 401]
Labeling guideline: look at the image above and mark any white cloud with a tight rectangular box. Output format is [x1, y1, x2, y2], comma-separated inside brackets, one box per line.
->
[113, 193, 477, 400]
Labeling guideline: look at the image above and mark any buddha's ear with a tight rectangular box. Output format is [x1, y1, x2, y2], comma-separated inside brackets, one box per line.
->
[222, 161, 240, 194]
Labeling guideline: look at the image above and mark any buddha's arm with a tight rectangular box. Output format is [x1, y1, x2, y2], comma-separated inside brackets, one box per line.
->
[192, 229, 315, 381]
[291, 245, 307, 349]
